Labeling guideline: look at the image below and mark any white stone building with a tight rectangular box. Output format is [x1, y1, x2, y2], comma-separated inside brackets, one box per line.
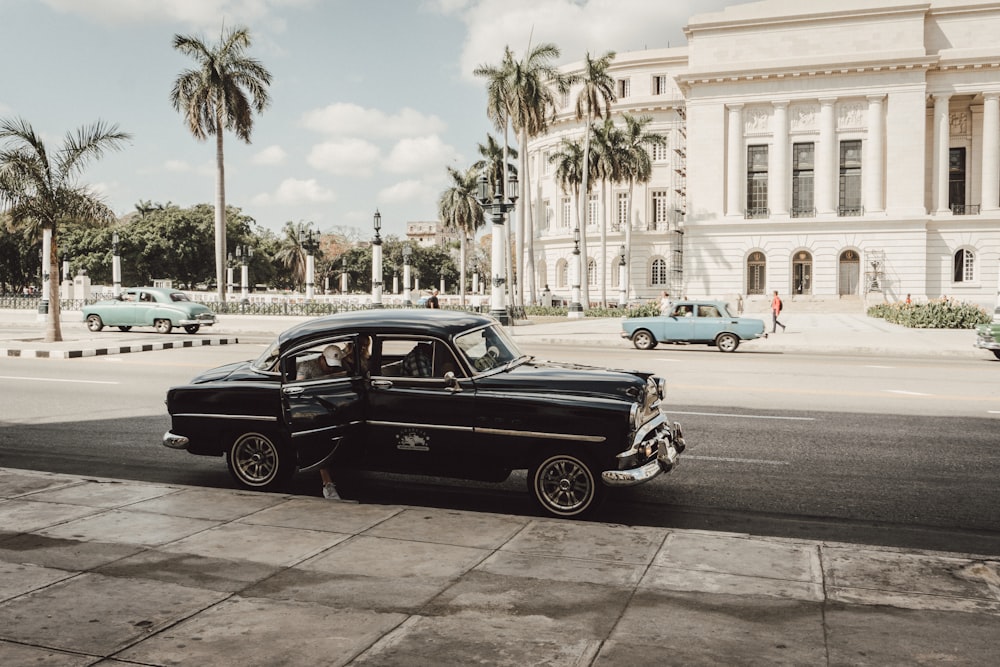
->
[527, 0, 1000, 311]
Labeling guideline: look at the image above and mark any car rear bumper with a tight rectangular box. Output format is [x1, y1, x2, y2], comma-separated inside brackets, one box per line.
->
[180, 317, 216, 326]
[975, 337, 1000, 351]
[162, 431, 190, 450]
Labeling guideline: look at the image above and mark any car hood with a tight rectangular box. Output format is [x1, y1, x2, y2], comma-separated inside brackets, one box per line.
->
[475, 358, 651, 402]
[188, 360, 265, 384]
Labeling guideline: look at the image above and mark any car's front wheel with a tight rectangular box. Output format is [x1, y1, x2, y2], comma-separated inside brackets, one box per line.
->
[183, 324, 200, 334]
[631, 329, 657, 350]
[226, 431, 295, 491]
[86, 315, 104, 332]
[154, 319, 172, 334]
[528, 452, 603, 518]
[716, 332, 739, 352]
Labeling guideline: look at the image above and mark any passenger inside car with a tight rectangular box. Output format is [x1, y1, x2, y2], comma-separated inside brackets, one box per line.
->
[295, 344, 346, 381]
[401, 342, 433, 377]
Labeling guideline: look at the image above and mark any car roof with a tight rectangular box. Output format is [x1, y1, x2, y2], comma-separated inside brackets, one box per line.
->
[278, 309, 497, 348]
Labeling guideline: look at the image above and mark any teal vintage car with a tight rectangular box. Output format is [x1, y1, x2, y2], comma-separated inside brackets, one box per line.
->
[974, 306, 1000, 359]
[83, 287, 217, 334]
[621, 300, 766, 353]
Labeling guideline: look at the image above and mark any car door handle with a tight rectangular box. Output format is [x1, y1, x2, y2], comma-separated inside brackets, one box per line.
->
[282, 386, 304, 396]
[371, 379, 393, 389]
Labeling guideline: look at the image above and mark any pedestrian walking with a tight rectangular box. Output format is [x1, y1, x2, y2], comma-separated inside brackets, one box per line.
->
[771, 290, 785, 333]
[659, 291, 673, 316]
[426, 288, 440, 309]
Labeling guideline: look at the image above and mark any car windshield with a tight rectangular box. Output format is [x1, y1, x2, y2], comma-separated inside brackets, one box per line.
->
[252, 340, 281, 373]
[454, 324, 524, 374]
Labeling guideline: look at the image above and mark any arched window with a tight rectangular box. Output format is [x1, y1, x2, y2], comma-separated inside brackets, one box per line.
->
[587, 258, 597, 286]
[953, 248, 975, 283]
[556, 259, 568, 288]
[536, 259, 547, 291]
[651, 258, 668, 286]
[746, 251, 766, 295]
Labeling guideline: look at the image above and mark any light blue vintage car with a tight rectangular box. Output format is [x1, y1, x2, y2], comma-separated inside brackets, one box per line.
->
[621, 300, 766, 353]
[83, 287, 217, 334]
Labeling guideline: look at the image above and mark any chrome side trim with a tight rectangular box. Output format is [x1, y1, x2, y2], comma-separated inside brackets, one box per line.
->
[476, 427, 605, 443]
[368, 420, 473, 433]
[290, 420, 363, 438]
[171, 413, 278, 422]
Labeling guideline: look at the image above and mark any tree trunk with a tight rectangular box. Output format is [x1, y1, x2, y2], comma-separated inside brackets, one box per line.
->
[521, 128, 536, 306]
[215, 120, 227, 303]
[579, 120, 592, 309]
[459, 230, 467, 307]
[599, 179, 608, 308]
[44, 227, 62, 343]
[625, 179, 635, 301]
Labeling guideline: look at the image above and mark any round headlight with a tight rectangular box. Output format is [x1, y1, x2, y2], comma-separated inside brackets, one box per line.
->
[657, 377, 667, 400]
[629, 402, 640, 429]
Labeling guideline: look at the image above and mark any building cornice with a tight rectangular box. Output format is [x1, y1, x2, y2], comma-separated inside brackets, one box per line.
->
[678, 55, 938, 86]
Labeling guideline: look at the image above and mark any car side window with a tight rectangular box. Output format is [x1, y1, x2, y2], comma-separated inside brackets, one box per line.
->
[288, 338, 356, 383]
[375, 338, 461, 379]
[699, 305, 721, 318]
[671, 305, 693, 318]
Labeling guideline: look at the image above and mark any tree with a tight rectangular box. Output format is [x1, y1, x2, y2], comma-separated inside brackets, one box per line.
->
[0, 117, 130, 341]
[620, 114, 667, 301]
[550, 138, 585, 292]
[592, 117, 627, 307]
[171, 25, 272, 303]
[508, 41, 566, 306]
[571, 50, 616, 308]
[273, 221, 316, 290]
[439, 166, 485, 306]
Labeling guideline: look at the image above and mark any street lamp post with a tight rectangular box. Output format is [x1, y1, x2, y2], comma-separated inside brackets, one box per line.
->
[618, 244, 627, 308]
[300, 230, 318, 301]
[402, 243, 412, 305]
[371, 210, 383, 308]
[237, 245, 253, 302]
[568, 227, 583, 318]
[226, 252, 234, 297]
[341, 255, 349, 293]
[476, 169, 518, 325]
[111, 231, 121, 299]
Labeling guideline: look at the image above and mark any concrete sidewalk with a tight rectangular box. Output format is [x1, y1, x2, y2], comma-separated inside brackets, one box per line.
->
[1, 467, 998, 665]
[0, 307, 990, 360]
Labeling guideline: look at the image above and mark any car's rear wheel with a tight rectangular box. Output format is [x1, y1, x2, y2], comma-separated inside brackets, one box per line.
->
[117, 325, 132, 331]
[716, 333, 739, 352]
[528, 452, 603, 518]
[226, 431, 295, 491]
[86, 315, 104, 332]
[183, 324, 200, 334]
[154, 319, 172, 334]
[993, 350, 1000, 360]
[632, 329, 657, 350]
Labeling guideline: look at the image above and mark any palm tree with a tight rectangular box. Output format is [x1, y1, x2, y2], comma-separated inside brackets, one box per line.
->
[508, 41, 567, 306]
[549, 138, 585, 296]
[439, 166, 485, 306]
[592, 117, 628, 307]
[572, 50, 616, 308]
[472, 133, 517, 298]
[0, 117, 131, 342]
[620, 114, 667, 301]
[171, 25, 272, 303]
[474, 48, 518, 306]
[273, 221, 313, 289]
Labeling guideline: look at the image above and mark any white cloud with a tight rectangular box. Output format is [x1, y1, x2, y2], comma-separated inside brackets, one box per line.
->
[252, 145, 287, 165]
[378, 179, 434, 205]
[301, 103, 446, 139]
[39, 0, 308, 29]
[383, 135, 461, 175]
[251, 177, 335, 206]
[307, 138, 381, 176]
[164, 159, 192, 172]
[163, 159, 215, 176]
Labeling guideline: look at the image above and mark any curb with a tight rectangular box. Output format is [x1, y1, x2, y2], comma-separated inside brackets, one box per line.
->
[0, 336, 240, 359]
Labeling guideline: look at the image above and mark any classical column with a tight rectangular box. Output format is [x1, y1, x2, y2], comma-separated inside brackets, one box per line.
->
[770, 101, 789, 216]
[932, 93, 952, 215]
[982, 92, 1000, 212]
[816, 98, 837, 216]
[865, 95, 886, 213]
[726, 104, 744, 217]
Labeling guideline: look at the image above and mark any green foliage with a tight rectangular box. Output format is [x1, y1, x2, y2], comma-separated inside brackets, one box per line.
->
[524, 305, 568, 317]
[867, 299, 990, 329]
[623, 303, 662, 318]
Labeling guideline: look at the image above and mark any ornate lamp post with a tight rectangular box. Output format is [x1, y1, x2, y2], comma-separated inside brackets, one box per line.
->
[402, 243, 412, 305]
[618, 244, 627, 308]
[476, 169, 518, 325]
[568, 227, 583, 318]
[371, 210, 383, 308]
[226, 251, 235, 297]
[111, 231, 121, 299]
[341, 255, 349, 293]
[300, 230, 318, 301]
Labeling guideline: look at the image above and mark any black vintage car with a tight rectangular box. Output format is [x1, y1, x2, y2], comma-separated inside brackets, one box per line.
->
[163, 310, 685, 518]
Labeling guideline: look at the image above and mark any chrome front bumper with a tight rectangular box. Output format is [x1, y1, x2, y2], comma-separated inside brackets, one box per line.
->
[162, 431, 190, 450]
[974, 337, 1000, 351]
[601, 418, 685, 487]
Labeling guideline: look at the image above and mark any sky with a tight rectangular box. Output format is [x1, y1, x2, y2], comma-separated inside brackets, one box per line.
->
[0, 0, 738, 239]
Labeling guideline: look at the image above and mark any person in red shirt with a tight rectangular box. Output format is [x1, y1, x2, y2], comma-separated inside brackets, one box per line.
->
[771, 290, 785, 333]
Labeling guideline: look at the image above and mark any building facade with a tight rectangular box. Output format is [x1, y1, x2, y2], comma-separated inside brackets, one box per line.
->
[527, 0, 1000, 310]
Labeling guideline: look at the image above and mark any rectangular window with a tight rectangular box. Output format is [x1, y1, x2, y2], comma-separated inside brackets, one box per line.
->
[949, 147, 967, 213]
[617, 78, 630, 98]
[542, 198, 551, 231]
[651, 190, 670, 230]
[561, 197, 571, 229]
[560, 89, 569, 109]
[614, 192, 629, 231]
[651, 140, 670, 162]
[746, 145, 769, 218]
[838, 140, 862, 216]
[542, 150, 551, 175]
[653, 75, 669, 95]
[792, 142, 815, 217]
[587, 194, 598, 229]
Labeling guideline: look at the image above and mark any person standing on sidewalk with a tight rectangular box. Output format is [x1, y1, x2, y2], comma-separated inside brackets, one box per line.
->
[426, 289, 440, 309]
[771, 290, 785, 333]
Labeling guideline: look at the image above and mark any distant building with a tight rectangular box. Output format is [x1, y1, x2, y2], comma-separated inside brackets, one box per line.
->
[406, 221, 458, 248]
[527, 0, 1000, 310]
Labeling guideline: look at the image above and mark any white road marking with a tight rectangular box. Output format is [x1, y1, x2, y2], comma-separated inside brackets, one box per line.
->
[0, 375, 118, 385]
[865, 365, 894, 369]
[884, 390, 929, 396]
[670, 410, 815, 421]
[685, 455, 789, 466]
